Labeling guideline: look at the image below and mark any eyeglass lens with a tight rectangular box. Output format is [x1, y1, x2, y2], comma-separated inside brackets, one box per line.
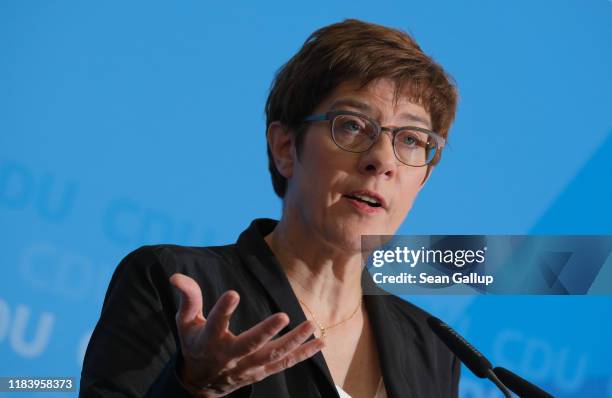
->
[331, 114, 437, 166]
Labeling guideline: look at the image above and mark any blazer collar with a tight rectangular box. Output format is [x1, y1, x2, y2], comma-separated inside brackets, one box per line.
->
[236, 218, 418, 398]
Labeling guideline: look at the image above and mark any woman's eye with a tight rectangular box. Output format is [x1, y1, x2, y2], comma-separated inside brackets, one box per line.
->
[400, 136, 417, 146]
[343, 121, 364, 133]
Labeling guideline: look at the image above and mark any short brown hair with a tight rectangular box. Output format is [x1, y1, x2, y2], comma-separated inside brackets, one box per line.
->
[265, 19, 458, 198]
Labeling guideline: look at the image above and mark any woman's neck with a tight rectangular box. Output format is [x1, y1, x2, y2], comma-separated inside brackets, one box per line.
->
[264, 217, 364, 324]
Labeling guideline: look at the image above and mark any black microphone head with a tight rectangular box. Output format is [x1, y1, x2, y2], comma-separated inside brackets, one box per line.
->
[427, 316, 493, 378]
[494, 367, 555, 398]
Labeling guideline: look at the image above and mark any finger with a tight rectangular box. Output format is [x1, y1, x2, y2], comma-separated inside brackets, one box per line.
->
[231, 313, 290, 358]
[170, 273, 205, 327]
[205, 290, 240, 336]
[262, 337, 325, 375]
[234, 320, 317, 371]
[219, 337, 324, 391]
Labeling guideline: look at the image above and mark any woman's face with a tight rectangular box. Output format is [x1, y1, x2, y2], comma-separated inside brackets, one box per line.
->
[283, 78, 433, 253]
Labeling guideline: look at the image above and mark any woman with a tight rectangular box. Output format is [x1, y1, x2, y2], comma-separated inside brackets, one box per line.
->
[80, 19, 460, 398]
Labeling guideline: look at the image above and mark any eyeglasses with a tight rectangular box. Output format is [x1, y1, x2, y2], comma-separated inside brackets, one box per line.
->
[303, 110, 445, 167]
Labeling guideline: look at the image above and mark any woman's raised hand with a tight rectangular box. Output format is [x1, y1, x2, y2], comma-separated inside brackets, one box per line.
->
[169, 273, 324, 398]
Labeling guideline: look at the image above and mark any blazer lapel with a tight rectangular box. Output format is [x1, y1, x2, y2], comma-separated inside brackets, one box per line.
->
[236, 219, 340, 398]
[362, 271, 420, 398]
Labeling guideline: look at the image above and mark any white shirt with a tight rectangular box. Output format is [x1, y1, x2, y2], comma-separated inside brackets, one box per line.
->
[335, 377, 388, 398]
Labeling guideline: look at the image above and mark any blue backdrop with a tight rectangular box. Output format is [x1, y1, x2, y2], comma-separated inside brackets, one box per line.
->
[1, 1, 611, 397]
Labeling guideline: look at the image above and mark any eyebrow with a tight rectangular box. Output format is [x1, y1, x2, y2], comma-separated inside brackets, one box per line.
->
[329, 98, 431, 127]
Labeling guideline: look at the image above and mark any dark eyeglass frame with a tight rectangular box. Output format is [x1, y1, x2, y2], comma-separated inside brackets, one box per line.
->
[303, 110, 445, 167]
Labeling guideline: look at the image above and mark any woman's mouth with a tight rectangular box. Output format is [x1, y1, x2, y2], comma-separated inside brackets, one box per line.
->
[344, 193, 382, 207]
[342, 193, 385, 214]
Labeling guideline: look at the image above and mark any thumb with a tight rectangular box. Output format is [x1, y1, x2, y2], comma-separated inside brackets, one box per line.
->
[170, 273, 205, 327]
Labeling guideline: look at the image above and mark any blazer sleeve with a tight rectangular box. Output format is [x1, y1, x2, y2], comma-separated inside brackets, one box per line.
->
[79, 245, 251, 398]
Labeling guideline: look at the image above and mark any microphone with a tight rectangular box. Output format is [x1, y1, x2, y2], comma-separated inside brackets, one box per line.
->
[494, 367, 555, 398]
[427, 316, 512, 398]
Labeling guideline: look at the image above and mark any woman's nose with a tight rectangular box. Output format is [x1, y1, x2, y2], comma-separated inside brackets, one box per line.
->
[357, 132, 398, 178]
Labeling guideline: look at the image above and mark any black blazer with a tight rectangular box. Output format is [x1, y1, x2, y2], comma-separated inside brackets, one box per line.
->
[80, 218, 460, 398]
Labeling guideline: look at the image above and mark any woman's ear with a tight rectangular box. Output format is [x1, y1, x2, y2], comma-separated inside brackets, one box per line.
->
[267, 121, 295, 179]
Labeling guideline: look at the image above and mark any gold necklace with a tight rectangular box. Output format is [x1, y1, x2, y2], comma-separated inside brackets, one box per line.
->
[298, 297, 363, 339]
